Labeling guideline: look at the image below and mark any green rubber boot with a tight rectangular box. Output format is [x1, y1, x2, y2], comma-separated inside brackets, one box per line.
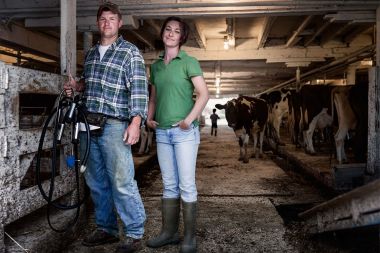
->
[146, 198, 180, 248]
[180, 201, 197, 253]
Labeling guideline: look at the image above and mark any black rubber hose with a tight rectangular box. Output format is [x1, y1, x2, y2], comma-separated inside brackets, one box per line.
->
[36, 98, 91, 232]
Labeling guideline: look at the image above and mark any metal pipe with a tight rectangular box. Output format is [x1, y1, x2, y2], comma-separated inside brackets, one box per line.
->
[257, 44, 376, 96]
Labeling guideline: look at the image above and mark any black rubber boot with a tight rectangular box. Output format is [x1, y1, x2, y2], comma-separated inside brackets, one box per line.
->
[146, 198, 180, 248]
[180, 201, 197, 253]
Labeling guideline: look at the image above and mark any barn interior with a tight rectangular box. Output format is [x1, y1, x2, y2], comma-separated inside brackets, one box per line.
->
[1, 1, 380, 252]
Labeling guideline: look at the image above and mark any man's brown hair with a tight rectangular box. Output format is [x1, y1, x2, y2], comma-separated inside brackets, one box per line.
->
[97, 1, 122, 20]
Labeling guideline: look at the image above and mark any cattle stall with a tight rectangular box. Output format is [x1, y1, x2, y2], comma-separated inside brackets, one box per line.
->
[0, 62, 85, 252]
[270, 66, 380, 235]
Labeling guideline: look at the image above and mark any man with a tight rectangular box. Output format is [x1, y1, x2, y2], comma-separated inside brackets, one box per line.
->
[210, 108, 220, 136]
[64, 2, 148, 253]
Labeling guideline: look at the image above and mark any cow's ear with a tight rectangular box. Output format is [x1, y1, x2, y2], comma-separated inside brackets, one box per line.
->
[215, 104, 225, 110]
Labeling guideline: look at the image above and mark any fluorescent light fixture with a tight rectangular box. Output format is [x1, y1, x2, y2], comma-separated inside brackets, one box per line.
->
[360, 60, 373, 66]
[223, 36, 229, 50]
[215, 77, 220, 87]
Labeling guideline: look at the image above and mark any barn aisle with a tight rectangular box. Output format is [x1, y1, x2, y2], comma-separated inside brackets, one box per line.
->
[62, 126, 328, 253]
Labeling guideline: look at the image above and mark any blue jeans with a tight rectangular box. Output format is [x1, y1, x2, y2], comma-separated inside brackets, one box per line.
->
[155, 125, 200, 202]
[80, 119, 146, 239]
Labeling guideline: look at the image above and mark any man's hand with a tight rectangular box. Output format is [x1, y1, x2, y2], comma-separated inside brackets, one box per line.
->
[123, 116, 142, 145]
[64, 75, 76, 97]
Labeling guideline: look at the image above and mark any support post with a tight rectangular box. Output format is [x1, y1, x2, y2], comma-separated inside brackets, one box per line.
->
[83, 31, 93, 56]
[296, 66, 300, 91]
[346, 63, 358, 85]
[60, 0, 77, 76]
[366, 6, 380, 176]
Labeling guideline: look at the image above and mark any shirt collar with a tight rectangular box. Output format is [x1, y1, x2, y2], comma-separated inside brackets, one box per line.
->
[158, 50, 186, 60]
[96, 35, 123, 51]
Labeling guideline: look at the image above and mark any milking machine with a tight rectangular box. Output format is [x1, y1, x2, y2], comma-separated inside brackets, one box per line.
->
[36, 89, 91, 232]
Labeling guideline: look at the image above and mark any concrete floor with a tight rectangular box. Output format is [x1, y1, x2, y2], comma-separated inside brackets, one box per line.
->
[59, 126, 329, 253]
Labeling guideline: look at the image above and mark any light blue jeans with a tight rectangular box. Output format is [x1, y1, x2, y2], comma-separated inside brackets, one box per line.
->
[80, 119, 146, 239]
[155, 125, 200, 202]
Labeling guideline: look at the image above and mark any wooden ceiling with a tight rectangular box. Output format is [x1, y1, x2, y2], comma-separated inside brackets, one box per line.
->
[0, 0, 378, 97]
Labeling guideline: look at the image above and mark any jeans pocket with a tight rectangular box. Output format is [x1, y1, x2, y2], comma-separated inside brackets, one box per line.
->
[178, 123, 194, 132]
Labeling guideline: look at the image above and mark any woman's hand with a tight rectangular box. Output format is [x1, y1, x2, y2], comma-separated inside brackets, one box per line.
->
[178, 119, 191, 130]
[147, 119, 159, 129]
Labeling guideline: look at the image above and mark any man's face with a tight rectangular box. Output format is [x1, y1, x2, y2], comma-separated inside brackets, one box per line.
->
[97, 11, 122, 40]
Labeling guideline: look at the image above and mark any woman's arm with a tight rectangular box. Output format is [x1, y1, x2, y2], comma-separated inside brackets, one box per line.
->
[146, 85, 159, 129]
[180, 75, 209, 129]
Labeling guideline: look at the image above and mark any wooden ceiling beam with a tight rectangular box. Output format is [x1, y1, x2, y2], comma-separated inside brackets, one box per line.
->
[343, 24, 374, 44]
[286, 15, 313, 48]
[188, 20, 206, 49]
[25, 15, 139, 31]
[257, 16, 276, 49]
[304, 20, 331, 46]
[320, 21, 353, 46]
[145, 19, 161, 36]
[129, 30, 155, 50]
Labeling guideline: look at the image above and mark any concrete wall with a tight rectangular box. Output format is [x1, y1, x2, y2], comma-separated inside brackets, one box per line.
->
[0, 61, 82, 252]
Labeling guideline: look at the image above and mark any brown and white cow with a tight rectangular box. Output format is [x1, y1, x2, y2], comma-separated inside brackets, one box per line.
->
[216, 96, 268, 163]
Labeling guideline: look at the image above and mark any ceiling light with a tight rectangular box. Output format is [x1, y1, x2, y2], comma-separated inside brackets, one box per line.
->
[223, 36, 229, 50]
[360, 60, 373, 66]
[215, 77, 220, 87]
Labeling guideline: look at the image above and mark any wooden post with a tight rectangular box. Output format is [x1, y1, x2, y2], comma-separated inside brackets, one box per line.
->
[296, 66, 300, 91]
[83, 31, 93, 56]
[367, 6, 380, 176]
[346, 63, 357, 85]
[60, 0, 77, 76]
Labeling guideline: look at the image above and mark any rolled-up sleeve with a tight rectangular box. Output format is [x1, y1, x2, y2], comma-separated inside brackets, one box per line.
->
[128, 50, 149, 122]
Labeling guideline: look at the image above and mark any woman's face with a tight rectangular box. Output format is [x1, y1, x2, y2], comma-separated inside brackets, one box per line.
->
[162, 20, 182, 48]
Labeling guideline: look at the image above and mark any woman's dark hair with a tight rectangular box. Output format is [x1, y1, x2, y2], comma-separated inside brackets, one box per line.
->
[160, 16, 189, 47]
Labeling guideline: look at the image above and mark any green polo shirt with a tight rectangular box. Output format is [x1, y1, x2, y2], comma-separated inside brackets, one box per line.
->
[150, 50, 203, 129]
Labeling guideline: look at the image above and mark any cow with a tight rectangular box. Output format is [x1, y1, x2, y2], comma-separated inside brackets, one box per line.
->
[299, 85, 334, 154]
[287, 89, 302, 147]
[260, 89, 291, 145]
[348, 84, 368, 162]
[331, 84, 368, 163]
[215, 96, 268, 163]
[331, 86, 356, 163]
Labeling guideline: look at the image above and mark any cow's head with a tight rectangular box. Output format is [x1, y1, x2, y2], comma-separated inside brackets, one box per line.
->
[215, 99, 238, 129]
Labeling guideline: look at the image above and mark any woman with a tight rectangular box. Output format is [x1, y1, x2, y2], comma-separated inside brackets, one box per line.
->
[146, 16, 209, 253]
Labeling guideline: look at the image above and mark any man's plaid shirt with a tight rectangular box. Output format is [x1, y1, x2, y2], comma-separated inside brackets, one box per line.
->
[83, 36, 148, 121]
